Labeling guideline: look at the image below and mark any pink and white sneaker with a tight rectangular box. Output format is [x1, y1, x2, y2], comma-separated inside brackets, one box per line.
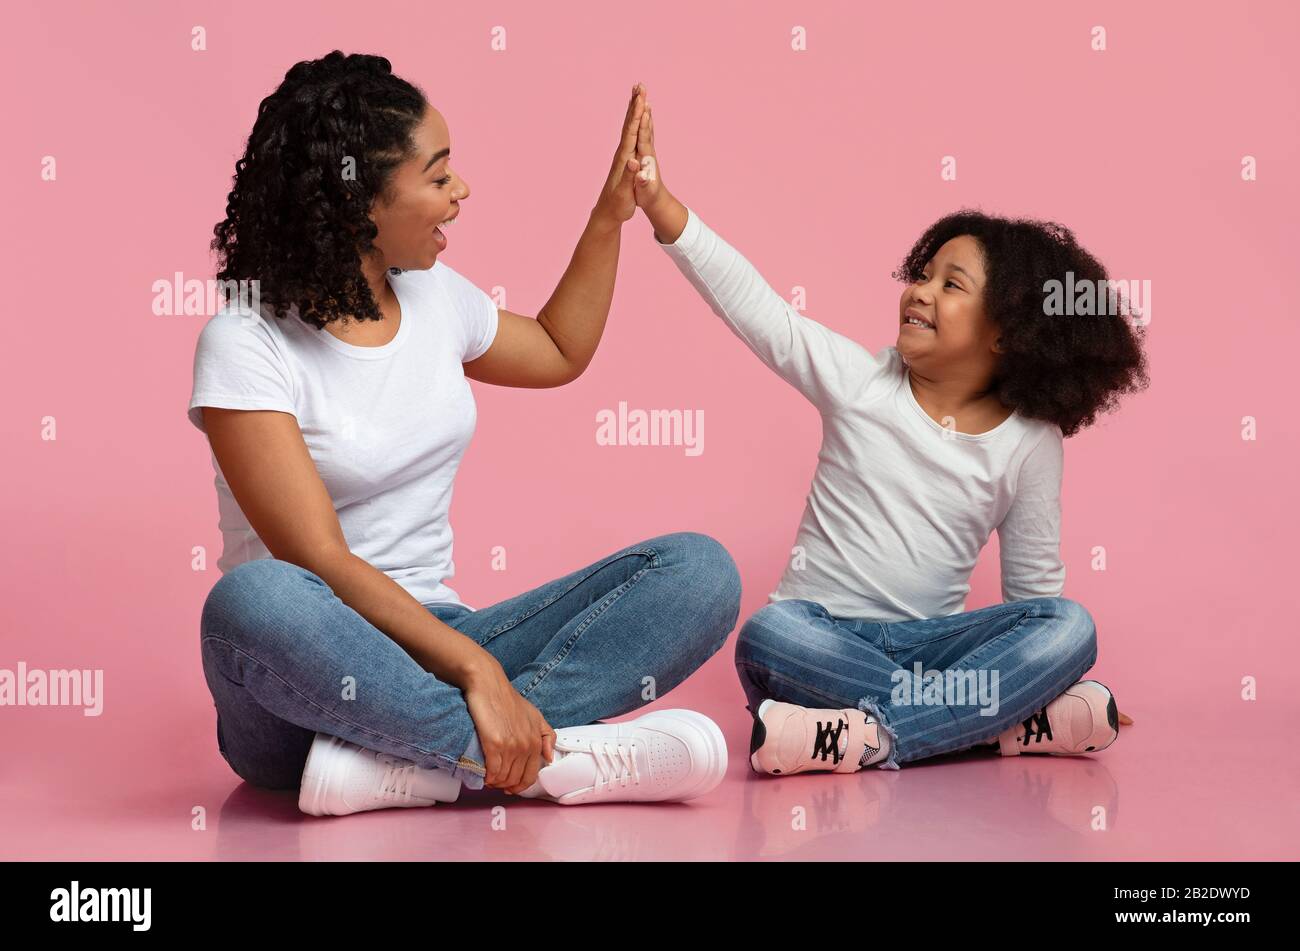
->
[520, 709, 728, 805]
[749, 699, 887, 775]
[998, 680, 1119, 757]
[298, 733, 462, 817]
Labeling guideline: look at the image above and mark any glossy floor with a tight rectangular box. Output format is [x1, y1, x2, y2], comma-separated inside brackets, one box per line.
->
[2, 676, 1293, 861]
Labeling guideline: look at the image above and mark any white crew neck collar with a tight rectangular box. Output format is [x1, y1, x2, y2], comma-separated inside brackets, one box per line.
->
[900, 366, 1019, 440]
[309, 272, 413, 359]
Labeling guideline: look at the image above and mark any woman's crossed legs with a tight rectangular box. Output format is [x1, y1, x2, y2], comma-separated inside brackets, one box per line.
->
[199, 531, 741, 805]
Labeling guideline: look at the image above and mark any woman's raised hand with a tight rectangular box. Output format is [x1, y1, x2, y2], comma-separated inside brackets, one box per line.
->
[592, 83, 649, 226]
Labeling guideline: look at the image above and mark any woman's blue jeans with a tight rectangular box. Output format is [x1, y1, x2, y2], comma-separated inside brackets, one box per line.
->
[733, 597, 1099, 769]
[199, 532, 742, 791]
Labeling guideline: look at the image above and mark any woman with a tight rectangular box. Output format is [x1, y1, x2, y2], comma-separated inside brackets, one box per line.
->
[629, 90, 1142, 776]
[189, 52, 740, 816]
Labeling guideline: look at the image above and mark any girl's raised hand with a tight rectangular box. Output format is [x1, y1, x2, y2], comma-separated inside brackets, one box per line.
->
[633, 90, 663, 209]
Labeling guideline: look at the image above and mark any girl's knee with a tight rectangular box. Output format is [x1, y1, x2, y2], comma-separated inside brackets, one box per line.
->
[735, 604, 777, 662]
[1036, 596, 1098, 664]
[1051, 595, 1094, 626]
[1057, 597, 1096, 646]
[735, 599, 824, 667]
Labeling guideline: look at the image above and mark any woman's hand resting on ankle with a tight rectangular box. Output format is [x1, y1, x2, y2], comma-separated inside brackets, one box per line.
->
[462, 657, 556, 794]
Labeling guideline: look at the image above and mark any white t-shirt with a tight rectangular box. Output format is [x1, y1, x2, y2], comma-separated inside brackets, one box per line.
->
[187, 261, 499, 608]
[656, 206, 1066, 621]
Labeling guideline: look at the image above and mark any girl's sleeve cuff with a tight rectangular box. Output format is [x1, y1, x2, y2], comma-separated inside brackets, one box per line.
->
[653, 204, 703, 254]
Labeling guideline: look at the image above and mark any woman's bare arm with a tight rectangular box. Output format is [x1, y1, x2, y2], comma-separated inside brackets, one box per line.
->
[462, 84, 647, 388]
[201, 406, 488, 684]
[462, 210, 623, 388]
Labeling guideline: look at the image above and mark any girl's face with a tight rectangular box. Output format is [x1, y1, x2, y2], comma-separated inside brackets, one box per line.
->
[896, 235, 1002, 379]
[369, 103, 469, 271]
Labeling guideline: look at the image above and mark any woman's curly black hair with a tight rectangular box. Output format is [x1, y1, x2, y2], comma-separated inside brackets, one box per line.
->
[211, 51, 428, 331]
[891, 209, 1150, 437]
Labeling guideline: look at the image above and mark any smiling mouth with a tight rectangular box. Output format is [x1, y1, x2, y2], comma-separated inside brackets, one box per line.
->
[433, 214, 457, 234]
[902, 315, 935, 330]
[432, 215, 456, 247]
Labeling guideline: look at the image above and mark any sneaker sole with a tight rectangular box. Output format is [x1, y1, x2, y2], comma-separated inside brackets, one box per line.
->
[298, 733, 344, 816]
[298, 733, 454, 815]
[1074, 680, 1119, 753]
[749, 699, 776, 774]
[635, 709, 729, 801]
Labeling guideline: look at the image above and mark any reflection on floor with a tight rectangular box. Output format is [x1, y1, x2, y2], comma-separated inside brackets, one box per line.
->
[3, 673, 1293, 861]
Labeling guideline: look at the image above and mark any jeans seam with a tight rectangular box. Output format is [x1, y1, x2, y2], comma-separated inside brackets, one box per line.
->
[514, 558, 657, 699]
[750, 611, 888, 665]
[887, 605, 1034, 653]
[201, 634, 469, 776]
[738, 627, 901, 686]
[476, 546, 660, 646]
[736, 659, 872, 711]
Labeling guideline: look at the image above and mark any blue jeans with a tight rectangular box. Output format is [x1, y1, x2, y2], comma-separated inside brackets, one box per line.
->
[199, 532, 741, 791]
[733, 597, 1099, 769]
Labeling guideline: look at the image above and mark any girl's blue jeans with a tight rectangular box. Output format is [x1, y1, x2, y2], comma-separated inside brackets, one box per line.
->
[199, 532, 742, 791]
[733, 596, 1099, 769]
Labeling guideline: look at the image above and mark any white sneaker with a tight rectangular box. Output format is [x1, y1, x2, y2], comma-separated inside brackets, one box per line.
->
[298, 733, 462, 817]
[523, 709, 728, 805]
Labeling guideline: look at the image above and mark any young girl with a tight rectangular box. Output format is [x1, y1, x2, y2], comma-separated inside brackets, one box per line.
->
[630, 92, 1147, 776]
[189, 57, 739, 816]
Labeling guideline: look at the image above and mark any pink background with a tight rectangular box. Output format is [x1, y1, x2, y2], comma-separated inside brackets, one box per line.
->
[2, 0, 1297, 859]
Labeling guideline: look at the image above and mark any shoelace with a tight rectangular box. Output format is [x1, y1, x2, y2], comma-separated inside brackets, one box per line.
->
[811, 718, 847, 764]
[1019, 709, 1053, 746]
[376, 756, 417, 803]
[589, 740, 641, 791]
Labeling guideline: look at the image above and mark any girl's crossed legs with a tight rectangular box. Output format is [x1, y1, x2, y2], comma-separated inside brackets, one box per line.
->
[734, 596, 1099, 769]
[200, 531, 742, 793]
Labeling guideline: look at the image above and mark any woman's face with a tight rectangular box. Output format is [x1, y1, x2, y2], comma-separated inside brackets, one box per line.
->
[896, 234, 1000, 376]
[369, 103, 469, 271]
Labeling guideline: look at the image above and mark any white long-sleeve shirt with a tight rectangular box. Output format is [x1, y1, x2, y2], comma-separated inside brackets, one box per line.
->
[655, 206, 1066, 621]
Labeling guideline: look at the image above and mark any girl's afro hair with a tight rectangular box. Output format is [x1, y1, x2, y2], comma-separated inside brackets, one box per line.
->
[892, 209, 1150, 437]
